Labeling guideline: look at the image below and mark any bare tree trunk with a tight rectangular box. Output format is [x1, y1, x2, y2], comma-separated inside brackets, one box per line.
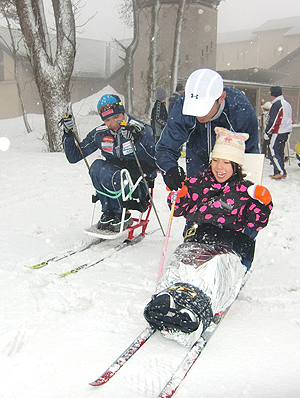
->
[15, 0, 76, 152]
[124, 0, 141, 114]
[0, 1, 32, 133]
[117, 0, 150, 115]
[144, 0, 160, 119]
[170, 0, 186, 94]
[115, 0, 142, 115]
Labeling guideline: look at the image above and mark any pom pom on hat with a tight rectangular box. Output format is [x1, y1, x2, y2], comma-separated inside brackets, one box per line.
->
[211, 127, 249, 165]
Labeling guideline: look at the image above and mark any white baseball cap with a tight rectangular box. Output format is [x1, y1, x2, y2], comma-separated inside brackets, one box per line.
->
[182, 69, 224, 117]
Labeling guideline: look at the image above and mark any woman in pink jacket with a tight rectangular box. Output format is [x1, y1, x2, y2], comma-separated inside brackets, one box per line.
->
[144, 127, 273, 347]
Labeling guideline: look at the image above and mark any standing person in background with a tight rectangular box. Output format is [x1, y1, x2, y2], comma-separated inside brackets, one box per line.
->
[264, 86, 293, 180]
[156, 68, 259, 191]
[260, 101, 272, 157]
[151, 87, 168, 143]
[168, 83, 185, 113]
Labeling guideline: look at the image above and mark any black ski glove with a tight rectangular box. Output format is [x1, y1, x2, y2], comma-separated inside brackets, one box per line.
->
[59, 114, 74, 136]
[163, 165, 185, 191]
[120, 120, 143, 143]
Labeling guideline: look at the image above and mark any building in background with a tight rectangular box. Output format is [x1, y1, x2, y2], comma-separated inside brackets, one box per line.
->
[0, 11, 300, 130]
[0, 26, 128, 119]
[132, 0, 220, 116]
[216, 16, 300, 128]
[0, 0, 220, 120]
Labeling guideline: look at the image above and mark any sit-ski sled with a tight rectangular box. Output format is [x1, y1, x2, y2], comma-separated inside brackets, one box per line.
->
[84, 168, 154, 241]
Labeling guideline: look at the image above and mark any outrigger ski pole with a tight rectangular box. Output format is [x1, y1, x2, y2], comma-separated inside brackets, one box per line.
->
[65, 106, 91, 171]
[121, 120, 165, 236]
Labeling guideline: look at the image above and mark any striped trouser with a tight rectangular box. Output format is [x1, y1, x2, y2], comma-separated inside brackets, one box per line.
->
[269, 132, 290, 175]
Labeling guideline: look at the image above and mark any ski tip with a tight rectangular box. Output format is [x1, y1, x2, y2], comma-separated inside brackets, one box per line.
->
[89, 380, 104, 386]
[89, 371, 115, 386]
[25, 263, 47, 269]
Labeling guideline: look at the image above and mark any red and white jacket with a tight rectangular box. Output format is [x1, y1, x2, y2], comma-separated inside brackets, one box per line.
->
[265, 95, 293, 136]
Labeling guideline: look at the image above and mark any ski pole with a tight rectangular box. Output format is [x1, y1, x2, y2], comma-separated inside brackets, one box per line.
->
[74, 135, 90, 170]
[120, 120, 165, 236]
[59, 112, 90, 170]
[155, 190, 178, 292]
[129, 139, 165, 236]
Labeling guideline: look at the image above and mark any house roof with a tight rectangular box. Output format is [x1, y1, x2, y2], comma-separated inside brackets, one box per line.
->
[218, 68, 287, 84]
[217, 16, 300, 44]
[253, 16, 300, 36]
[217, 29, 256, 44]
[74, 37, 129, 78]
[0, 25, 127, 79]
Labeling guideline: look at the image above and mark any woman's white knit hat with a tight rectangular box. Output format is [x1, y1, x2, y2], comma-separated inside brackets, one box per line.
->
[211, 127, 249, 165]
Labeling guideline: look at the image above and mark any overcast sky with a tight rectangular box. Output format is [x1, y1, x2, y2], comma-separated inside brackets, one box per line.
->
[74, 0, 300, 41]
[3, 0, 298, 41]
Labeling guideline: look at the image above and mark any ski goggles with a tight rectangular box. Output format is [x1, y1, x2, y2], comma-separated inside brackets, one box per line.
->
[98, 102, 118, 114]
[98, 101, 125, 120]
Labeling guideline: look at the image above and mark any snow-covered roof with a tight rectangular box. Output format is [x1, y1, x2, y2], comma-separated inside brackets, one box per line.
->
[0, 25, 128, 79]
[74, 37, 129, 78]
[217, 16, 300, 44]
[217, 29, 256, 44]
[218, 68, 287, 84]
[253, 16, 300, 36]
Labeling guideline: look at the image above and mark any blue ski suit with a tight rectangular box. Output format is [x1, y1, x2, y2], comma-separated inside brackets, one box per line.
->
[156, 87, 259, 178]
[63, 115, 157, 214]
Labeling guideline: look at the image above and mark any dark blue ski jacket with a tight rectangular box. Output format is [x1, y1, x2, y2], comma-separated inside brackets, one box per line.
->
[62, 114, 157, 180]
[155, 87, 259, 177]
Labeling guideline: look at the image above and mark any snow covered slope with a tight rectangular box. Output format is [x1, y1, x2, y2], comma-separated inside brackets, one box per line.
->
[1, 96, 300, 397]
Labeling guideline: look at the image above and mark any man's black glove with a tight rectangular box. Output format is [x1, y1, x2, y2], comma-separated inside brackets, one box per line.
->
[120, 120, 143, 143]
[59, 114, 74, 136]
[163, 165, 185, 191]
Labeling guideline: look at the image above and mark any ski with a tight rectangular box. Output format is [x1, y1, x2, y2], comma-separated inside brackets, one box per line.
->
[57, 233, 146, 277]
[88, 272, 250, 395]
[26, 237, 105, 269]
[89, 326, 156, 386]
[157, 312, 227, 398]
[157, 272, 251, 397]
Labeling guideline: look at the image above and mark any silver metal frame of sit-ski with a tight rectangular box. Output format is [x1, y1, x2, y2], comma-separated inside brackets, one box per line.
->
[89, 169, 143, 240]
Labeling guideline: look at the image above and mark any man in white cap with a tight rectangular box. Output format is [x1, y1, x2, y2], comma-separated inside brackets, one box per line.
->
[155, 68, 259, 191]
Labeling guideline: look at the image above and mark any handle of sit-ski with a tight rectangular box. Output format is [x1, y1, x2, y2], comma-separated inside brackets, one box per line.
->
[155, 182, 188, 291]
[155, 190, 179, 291]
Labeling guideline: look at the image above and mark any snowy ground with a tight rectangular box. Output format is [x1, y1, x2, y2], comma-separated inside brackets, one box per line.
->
[1, 92, 300, 398]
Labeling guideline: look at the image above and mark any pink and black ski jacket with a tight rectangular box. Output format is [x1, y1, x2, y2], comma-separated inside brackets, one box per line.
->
[169, 169, 273, 232]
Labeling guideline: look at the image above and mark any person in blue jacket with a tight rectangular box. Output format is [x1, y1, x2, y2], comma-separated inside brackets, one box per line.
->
[62, 94, 157, 231]
[156, 68, 259, 191]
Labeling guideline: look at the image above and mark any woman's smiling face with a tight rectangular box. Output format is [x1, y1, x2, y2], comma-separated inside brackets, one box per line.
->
[211, 158, 234, 183]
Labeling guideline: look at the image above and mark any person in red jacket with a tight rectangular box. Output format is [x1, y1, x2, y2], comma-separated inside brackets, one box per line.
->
[264, 86, 293, 179]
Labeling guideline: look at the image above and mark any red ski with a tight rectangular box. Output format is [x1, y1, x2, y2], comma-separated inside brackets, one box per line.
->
[89, 326, 156, 386]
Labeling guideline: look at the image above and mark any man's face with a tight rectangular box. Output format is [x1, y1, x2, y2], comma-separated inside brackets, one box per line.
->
[196, 91, 226, 124]
[104, 113, 125, 132]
